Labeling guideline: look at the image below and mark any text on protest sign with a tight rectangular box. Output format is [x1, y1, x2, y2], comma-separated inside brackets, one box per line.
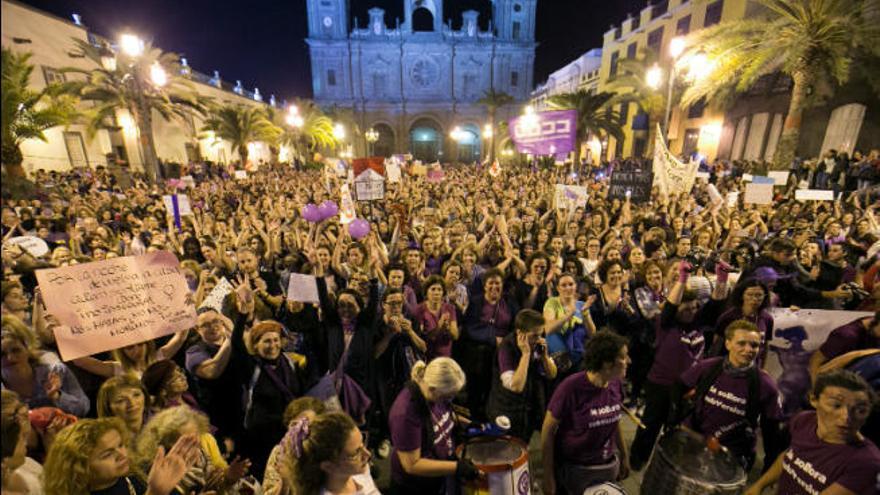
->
[35, 251, 197, 361]
[508, 109, 577, 158]
[287, 273, 320, 304]
[609, 168, 654, 202]
[198, 277, 233, 314]
[744, 183, 774, 205]
[4, 236, 49, 257]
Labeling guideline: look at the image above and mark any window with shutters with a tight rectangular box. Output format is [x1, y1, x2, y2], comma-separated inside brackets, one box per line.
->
[676, 15, 691, 36]
[609, 51, 620, 78]
[510, 71, 519, 87]
[647, 27, 664, 54]
[327, 69, 337, 86]
[42, 66, 65, 85]
[704, 0, 724, 27]
[627, 43, 638, 59]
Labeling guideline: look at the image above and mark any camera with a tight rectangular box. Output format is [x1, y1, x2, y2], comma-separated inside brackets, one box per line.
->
[535, 343, 546, 354]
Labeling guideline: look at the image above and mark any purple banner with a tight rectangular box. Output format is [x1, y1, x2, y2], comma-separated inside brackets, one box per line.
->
[508, 109, 577, 159]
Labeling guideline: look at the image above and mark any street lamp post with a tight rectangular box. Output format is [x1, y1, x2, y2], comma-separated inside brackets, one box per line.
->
[102, 33, 168, 182]
[662, 37, 686, 141]
[365, 127, 379, 157]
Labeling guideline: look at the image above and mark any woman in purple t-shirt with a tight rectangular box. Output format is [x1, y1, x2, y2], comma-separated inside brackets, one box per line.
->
[540, 330, 632, 495]
[413, 276, 460, 360]
[388, 357, 480, 494]
[745, 370, 880, 495]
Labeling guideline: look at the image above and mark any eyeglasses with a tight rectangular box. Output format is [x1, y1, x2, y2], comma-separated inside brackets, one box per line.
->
[197, 320, 223, 331]
[384, 299, 404, 306]
[342, 444, 371, 462]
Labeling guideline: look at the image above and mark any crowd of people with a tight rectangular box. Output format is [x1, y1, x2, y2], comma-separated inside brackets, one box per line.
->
[2, 150, 880, 495]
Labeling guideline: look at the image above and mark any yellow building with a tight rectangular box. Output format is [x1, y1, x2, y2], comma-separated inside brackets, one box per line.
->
[598, 0, 753, 162]
[2, 0, 275, 174]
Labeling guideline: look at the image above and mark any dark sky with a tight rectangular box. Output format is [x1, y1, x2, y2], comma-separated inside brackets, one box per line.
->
[19, 0, 643, 101]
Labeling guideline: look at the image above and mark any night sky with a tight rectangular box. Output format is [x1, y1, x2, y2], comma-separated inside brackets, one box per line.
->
[19, 0, 643, 101]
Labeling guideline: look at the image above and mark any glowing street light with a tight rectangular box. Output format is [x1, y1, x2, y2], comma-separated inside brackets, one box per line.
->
[365, 128, 379, 143]
[449, 126, 464, 141]
[646, 64, 663, 90]
[286, 114, 304, 128]
[119, 33, 144, 57]
[149, 62, 167, 87]
[683, 52, 715, 82]
[482, 124, 493, 139]
[333, 123, 346, 140]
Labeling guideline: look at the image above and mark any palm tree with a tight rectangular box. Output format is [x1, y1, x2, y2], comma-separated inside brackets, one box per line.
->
[477, 89, 514, 163]
[546, 90, 624, 164]
[605, 47, 667, 155]
[201, 104, 282, 167]
[267, 99, 337, 163]
[679, 0, 880, 169]
[2, 48, 77, 177]
[57, 39, 209, 181]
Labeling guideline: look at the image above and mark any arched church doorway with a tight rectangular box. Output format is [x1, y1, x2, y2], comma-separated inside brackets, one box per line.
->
[455, 124, 481, 163]
[413, 7, 434, 31]
[372, 123, 395, 157]
[410, 118, 442, 162]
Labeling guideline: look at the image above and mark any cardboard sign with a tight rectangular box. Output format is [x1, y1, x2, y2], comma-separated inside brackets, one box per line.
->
[744, 183, 774, 205]
[162, 195, 192, 216]
[609, 168, 653, 202]
[286, 273, 319, 304]
[35, 251, 197, 361]
[726, 191, 739, 208]
[426, 163, 445, 183]
[198, 277, 233, 313]
[742, 174, 754, 182]
[4, 236, 49, 257]
[234, 170, 248, 180]
[553, 184, 588, 209]
[752, 176, 775, 185]
[795, 189, 835, 201]
[354, 169, 385, 201]
[339, 183, 356, 224]
[386, 160, 401, 183]
[768, 171, 790, 186]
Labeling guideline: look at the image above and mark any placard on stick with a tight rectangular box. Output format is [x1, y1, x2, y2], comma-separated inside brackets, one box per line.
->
[795, 189, 834, 201]
[35, 251, 196, 361]
[744, 183, 774, 205]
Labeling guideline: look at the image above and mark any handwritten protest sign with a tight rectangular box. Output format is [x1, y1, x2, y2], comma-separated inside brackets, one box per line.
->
[354, 169, 385, 201]
[744, 183, 774, 205]
[287, 273, 320, 304]
[768, 171, 790, 186]
[553, 184, 588, 209]
[4, 236, 49, 257]
[35, 251, 196, 361]
[234, 170, 248, 180]
[727, 191, 739, 208]
[198, 277, 233, 313]
[386, 159, 401, 183]
[609, 168, 653, 202]
[653, 124, 698, 195]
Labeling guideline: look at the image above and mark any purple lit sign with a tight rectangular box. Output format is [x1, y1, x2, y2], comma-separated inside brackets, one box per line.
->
[508, 109, 577, 159]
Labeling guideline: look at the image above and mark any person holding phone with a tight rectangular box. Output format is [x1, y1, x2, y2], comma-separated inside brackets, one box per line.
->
[487, 309, 557, 442]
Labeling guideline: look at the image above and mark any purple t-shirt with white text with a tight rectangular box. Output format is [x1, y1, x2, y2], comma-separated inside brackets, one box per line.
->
[547, 374, 624, 466]
[819, 318, 879, 361]
[778, 411, 880, 495]
[680, 358, 782, 452]
[389, 387, 455, 486]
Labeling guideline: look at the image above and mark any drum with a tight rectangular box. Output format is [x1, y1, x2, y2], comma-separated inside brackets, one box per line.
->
[640, 429, 746, 495]
[457, 436, 530, 495]
[582, 482, 628, 495]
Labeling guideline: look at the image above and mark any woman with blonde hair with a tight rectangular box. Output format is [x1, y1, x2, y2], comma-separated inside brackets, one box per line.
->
[43, 416, 201, 495]
[280, 412, 378, 495]
[133, 406, 250, 495]
[388, 357, 479, 494]
[97, 374, 151, 437]
[1, 319, 89, 417]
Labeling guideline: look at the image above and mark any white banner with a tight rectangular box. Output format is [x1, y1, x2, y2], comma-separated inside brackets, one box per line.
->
[766, 309, 872, 419]
[652, 124, 698, 195]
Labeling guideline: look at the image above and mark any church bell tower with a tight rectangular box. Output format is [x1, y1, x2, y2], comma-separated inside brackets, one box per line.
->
[492, 0, 537, 41]
[307, 0, 350, 39]
[404, 0, 444, 33]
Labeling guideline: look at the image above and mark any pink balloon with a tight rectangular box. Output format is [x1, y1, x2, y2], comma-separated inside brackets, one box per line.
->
[348, 218, 370, 240]
[301, 203, 321, 223]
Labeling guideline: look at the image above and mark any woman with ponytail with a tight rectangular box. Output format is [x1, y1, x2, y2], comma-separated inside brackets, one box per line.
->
[280, 412, 378, 495]
[388, 357, 480, 494]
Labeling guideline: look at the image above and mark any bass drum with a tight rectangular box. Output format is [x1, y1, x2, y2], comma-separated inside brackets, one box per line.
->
[456, 437, 530, 495]
[640, 429, 746, 495]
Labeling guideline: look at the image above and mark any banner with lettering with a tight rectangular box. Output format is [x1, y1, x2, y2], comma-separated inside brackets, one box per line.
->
[35, 251, 197, 361]
[553, 184, 588, 209]
[653, 124, 698, 195]
[766, 308, 872, 419]
[609, 167, 654, 202]
[508, 109, 577, 158]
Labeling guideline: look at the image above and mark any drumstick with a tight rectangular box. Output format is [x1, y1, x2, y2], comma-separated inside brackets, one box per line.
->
[621, 404, 646, 429]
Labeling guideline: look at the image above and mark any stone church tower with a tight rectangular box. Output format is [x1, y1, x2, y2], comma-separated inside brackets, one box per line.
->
[306, 0, 537, 161]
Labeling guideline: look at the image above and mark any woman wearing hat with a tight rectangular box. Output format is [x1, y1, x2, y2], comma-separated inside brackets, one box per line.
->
[229, 276, 305, 477]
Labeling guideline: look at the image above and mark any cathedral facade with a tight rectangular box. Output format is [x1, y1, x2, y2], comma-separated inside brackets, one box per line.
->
[306, 0, 536, 161]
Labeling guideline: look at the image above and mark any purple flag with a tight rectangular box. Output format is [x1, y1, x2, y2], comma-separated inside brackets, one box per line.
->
[508, 109, 577, 159]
